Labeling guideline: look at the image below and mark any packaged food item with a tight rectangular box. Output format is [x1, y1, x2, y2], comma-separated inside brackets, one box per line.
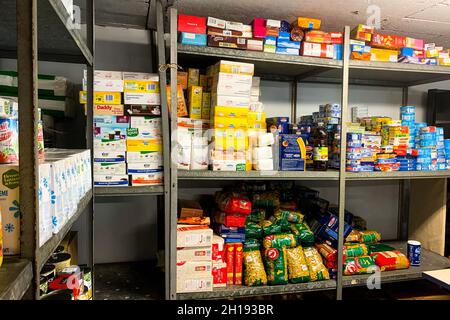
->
[207, 27, 242, 37]
[351, 24, 374, 42]
[359, 230, 381, 243]
[261, 220, 282, 236]
[176, 225, 213, 248]
[216, 192, 252, 215]
[367, 243, 395, 253]
[370, 48, 399, 62]
[291, 223, 315, 247]
[370, 34, 406, 50]
[246, 209, 266, 224]
[301, 42, 334, 59]
[177, 216, 210, 226]
[207, 17, 227, 29]
[304, 30, 333, 44]
[167, 85, 188, 117]
[303, 247, 330, 281]
[293, 17, 321, 30]
[124, 80, 159, 93]
[344, 256, 377, 275]
[93, 104, 124, 116]
[371, 250, 410, 271]
[315, 242, 337, 262]
[243, 240, 267, 286]
[346, 229, 361, 242]
[224, 243, 235, 285]
[247, 39, 264, 51]
[252, 18, 266, 39]
[178, 14, 207, 34]
[212, 261, 227, 288]
[245, 221, 263, 239]
[208, 35, 247, 49]
[211, 235, 225, 261]
[177, 71, 188, 90]
[286, 246, 310, 283]
[344, 243, 369, 258]
[234, 243, 244, 285]
[274, 209, 304, 224]
[177, 246, 212, 262]
[290, 27, 305, 42]
[264, 246, 288, 285]
[176, 276, 213, 293]
[262, 233, 297, 249]
[123, 92, 160, 105]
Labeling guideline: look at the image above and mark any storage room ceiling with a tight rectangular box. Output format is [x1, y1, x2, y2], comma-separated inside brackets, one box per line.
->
[91, 0, 450, 47]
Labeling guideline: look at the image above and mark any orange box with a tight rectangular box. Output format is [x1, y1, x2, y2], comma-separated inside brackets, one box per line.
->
[293, 17, 321, 30]
[177, 72, 188, 90]
[167, 85, 188, 117]
[234, 243, 243, 285]
[224, 243, 235, 285]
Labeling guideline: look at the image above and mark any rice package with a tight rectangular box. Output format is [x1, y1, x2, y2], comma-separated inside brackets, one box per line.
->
[243, 240, 267, 286]
[371, 250, 410, 271]
[303, 247, 330, 281]
[274, 209, 304, 224]
[245, 221, 263, 239]
[291, 223, 315, 247]
[344, 256, 377, 275]
[359, 230, 381, 244]
[264, 246, 288, 285]
[216, 192, 252, 215]
[286, 246, 310, 283]
[263, 233, 297, 249]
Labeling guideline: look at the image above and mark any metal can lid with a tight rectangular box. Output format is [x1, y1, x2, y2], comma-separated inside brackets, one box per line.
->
[407, 240, 421, 246]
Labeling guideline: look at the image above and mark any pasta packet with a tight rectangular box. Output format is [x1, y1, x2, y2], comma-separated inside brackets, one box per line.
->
[344, 256, 377, 275]
[243, 240, 267, 286]
[264, 246, 288, 285]
[286, 246, 310, 284]
[303, 247, 330, 281]
[274, 209, 304, 224]
[291, 223, 315, 247]
[263, 233, 297, 249]
[359, 230, 381, 244]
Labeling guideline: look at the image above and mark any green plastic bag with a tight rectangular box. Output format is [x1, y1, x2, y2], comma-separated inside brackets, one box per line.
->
[264, 246, 288, 285]
[291, 223, 315, 247]
[245, 222, 263, 239]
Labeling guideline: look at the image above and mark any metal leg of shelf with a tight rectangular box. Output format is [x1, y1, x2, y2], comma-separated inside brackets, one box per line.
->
[17, 0, 39, 300]
[398, 87, 410, 241]
[336, 26, 351, 301]
[291, 78, 298, 123]
[86, 0, 96, 298]
[169, 6, 179, 301]
[156, 0, 173, 300]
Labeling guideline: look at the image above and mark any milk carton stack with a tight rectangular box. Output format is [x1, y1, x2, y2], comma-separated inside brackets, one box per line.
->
[208, 60, 255, 171]
[124, 72, 163, 186]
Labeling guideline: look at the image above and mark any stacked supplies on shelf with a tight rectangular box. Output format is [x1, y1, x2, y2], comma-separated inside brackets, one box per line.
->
[176, 200, 214, 293]
[0, 71, 71, 115]
[350, 24, 450, 65]
[0, 97, 19, 164]
[81, 70, 163, 186]
[445, 139, 450, 169]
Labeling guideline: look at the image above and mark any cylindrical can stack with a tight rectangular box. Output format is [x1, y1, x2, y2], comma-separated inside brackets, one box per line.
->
[436, 127, 446, 170]
[346, 133, 362, 172]
[400, 106, 415, 149]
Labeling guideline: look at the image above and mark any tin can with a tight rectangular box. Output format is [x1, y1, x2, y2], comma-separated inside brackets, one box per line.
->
[407, 240, 421, 266]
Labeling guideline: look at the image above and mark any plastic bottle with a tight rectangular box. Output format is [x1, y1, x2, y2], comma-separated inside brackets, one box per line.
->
[313, 122, 329, 171]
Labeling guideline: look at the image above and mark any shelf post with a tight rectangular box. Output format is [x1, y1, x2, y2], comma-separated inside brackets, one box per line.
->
[398, 87, 410, 240]
[86, 0, 96, 297]
[168, 5, 179, 301]
[16, 0, 39, 299]
[336, 26, 351, 300]
[291, 78, 298, 123]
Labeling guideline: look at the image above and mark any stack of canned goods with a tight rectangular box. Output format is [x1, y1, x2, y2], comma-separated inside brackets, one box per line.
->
[436, 127, 446, 170]
[400, 106, 416, 149]
[346, 133, 362, 172]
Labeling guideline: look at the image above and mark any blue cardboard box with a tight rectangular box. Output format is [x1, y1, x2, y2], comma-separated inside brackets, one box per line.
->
[267, 117, 290, 134]
[180, 32, 207, 46]
[277, 39, 301, 49]
[308, 212, 353, 247]
[275, 47, 300, 55]
[278, 31, 291, 40]
[334, 44, 343, 60]
[264, 36, 277, 46]
[400, 47, 414, 57]
[279, 134, 308, 171]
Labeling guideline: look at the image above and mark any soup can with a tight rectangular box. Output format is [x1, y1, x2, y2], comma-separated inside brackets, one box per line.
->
[407, 240, 421, 266]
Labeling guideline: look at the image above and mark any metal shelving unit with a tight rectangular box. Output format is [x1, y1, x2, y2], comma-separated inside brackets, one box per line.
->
[160, 3, 450, 301]
[94, 186, 164, 197]
[0, 0, 95, 300]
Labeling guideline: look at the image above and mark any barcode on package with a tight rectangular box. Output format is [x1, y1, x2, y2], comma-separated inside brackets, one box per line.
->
[105, 94, 114, 101]
[147, 83, 157, 91]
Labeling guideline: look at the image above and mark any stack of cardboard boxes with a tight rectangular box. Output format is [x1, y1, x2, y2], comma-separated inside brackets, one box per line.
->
[80, 70, 163, 186]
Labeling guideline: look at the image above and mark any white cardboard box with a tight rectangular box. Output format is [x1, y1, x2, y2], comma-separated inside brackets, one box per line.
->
[83, 78, 124, 92]
[124, 92, 160, 105]
[130, 116, 162, 128]
[39, 163, 53, 247]
[127, 164, 163, 174]
[94, 139, 127, 152]
[93, 151, 126, 163]
[177, 246, 212, 262]
[176, 260, 212, 278]
[93, 162, 127, 175]
[177, 225, 213, 248]
[129, 172, 163, 186]
[84, 69, 123, 80]
[211, 94, 250, 108]
[176, 276, 213, 293]
[212, 73, 253, 97]
[122, 72, 159, 81]
[94, 175, 129, 187]
[126, 151, 163, 164]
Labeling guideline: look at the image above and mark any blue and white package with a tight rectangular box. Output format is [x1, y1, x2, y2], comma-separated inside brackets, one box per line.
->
[180, 32, 207, 46]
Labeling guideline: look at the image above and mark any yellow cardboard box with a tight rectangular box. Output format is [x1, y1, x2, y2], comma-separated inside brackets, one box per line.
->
[213, 116, 248, 130]
[123, 80, 160, 93]
[0, 165, 20, 255]
[370, 48, 399, 62]
[201, 92, 211, 120]
[212, 106, 249, 119]
[126, 139, 163, 152]
[79, 91, 122, 105]
[188, 86, 203, 120]
[188, 68, 200, 87]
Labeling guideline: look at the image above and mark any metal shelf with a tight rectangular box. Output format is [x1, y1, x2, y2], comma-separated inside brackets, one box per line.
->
[346, 171, 450, 181]
[343, 242, 450, 288]
[178, 44, 342, 81]
[177, 280, 336, 300]
[94, 186, 164, 197]
[37, 189, 93, 271]
[0, 0, 93, 64]
[349, 60, 450, 87]
[178, 170, 339, 180]
[0, 258, 33, 300]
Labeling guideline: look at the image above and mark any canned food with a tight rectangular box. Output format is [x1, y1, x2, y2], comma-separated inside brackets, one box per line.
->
[407, 240, 421, 266]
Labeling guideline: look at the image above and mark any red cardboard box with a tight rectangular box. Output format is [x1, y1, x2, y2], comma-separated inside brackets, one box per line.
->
[234, 243, 243, 285]
[370, 34, 406, 50]
[213, 212, 246, 228]
[252, 18, 266, 38]
[212, 261, 227, 288]
[212, 235, 225, 261]
[178, 14, 207, 34]
[224, 243, 235, 285]
[301, 42, 334, 59]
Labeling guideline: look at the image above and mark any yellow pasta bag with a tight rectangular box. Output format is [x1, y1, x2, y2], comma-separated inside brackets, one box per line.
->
[303, 247, 330, 282]
[286, 246, 310, 283]
[243, 240, 267, 286]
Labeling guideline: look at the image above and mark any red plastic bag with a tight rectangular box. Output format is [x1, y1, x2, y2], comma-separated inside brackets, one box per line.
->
[216, 193, 252, 215]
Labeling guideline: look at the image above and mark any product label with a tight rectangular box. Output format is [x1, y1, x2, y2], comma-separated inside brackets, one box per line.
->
[313, 147, 328, 161]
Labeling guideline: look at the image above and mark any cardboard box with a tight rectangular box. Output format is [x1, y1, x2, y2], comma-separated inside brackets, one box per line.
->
[213, 116, 248, 130]
[127, 163, 162, 174]
[124, 92, 160, 105]
[85, 70, 123, 80]
[212, 160, 246, 171]
[212, 60, 255, 76]
[177, 72, 188, 90]
[93, 139, 126, 152]
[211, 94, 250, 108]
[125, 105, 161, 116]
[0, 165, 20, 255]
[370, 34, 406, 50]
[212, 261, 227, 288]
[191, 137, 209, 170]
[178, 14, 207, 34]
[122, 72, 159, 81]
[212, 235, 225, 261]
[126, 127, 161, 140]
[123, 80, 159, 93]
[130, 116, 161, 128]
[93, 162, 127, 175]
[129, 172, 163, 186]
[199, 75, 208, 87]
[293, 17, 321, 30]
[201, 92, 211, 120]
[188, 68, 200, 88]
[207, 27, 243, 37]
[264, 36, 277, 46]
[180, 32, 207, 46]
[126, 139, 163, 152]
[277, 39, 301, 49]
[79, 91, 122, 105]
[252, 18, 266, 38]
[188, 86, 203, 119]
[177, 225, 213, 247]
[276, 47, 299, 55]
[82, 78, 124, 92]
[225, 21, 244, 32]
[94, 174, 129, 187]
[212, 106, 249, 118]
[279, 134, 307, 171]
[208, 35, 247, 50]
[207, 16, 227, 29]
[126, 151, 163, 164]
[177, 246, 212, 262]
[167, 85, 188, 117]
[93, 151, 126, 163]
[176, 276, 213, 293]
[212, 72, 253, 97]
[406, 37, 424, 50]
[264, 44, 276, 53]
[253, 158, 274, 171]
[266, 26, 279, 37]
[370, 48, 399, 62]
[234, 243, 243, 285]
[246, 38, 264, 51]
[38, 163, 53, 246]
[93, 104, 124, 116]
[301, 42, 334, 59]
[178, 200, 204, 218]
[351, 24, 374, 42]
[267, 117, 289, 134]
[224, 243, 235, 285]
